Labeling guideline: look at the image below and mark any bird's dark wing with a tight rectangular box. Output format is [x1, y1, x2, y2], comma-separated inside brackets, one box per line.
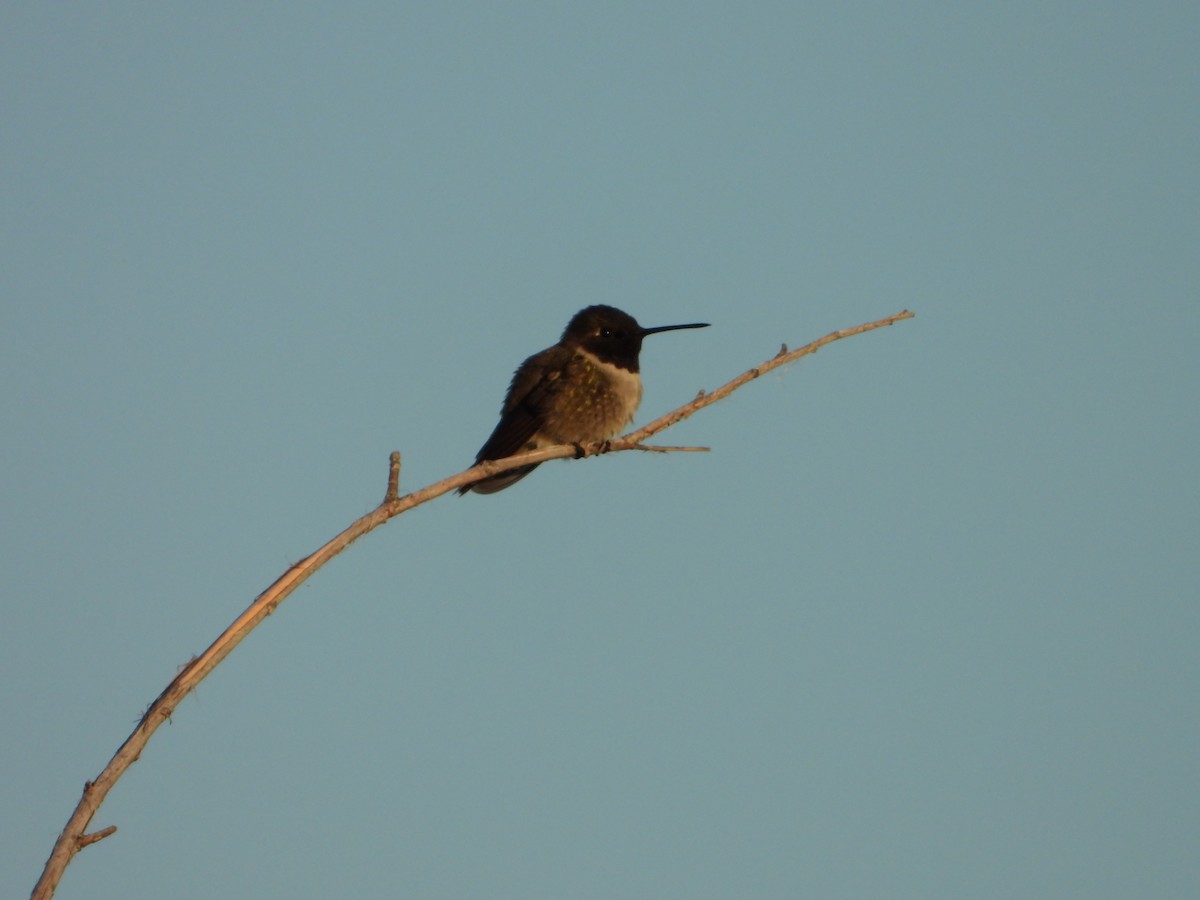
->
[458, 346, 570, 495]
[472, 345, 570, 463]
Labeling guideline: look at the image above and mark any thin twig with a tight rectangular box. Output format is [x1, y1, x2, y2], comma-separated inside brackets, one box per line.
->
[75, 827, 116, 849]
[385, 452, 401, 502]
[31, 309, 913, 899]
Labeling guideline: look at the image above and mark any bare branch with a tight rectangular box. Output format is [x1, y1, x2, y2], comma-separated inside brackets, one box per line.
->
[31, 309, 913, 899]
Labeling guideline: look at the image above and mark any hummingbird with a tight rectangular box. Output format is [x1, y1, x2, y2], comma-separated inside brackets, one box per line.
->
[459, 305, 709, 494]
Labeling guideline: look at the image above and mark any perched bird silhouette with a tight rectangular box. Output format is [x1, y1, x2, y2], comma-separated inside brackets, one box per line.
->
[460, 305, 709, 494]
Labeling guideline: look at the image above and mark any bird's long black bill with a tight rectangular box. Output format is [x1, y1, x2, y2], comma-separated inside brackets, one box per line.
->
[641, 322, 710, 336]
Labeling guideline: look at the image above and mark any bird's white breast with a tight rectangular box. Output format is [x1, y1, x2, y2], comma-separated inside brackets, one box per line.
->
[533, 348, 644, 445]
[576, 348, 643, 424]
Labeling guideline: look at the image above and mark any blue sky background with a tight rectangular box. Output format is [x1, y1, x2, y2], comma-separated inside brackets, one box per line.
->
[4, 3, 1197, 898]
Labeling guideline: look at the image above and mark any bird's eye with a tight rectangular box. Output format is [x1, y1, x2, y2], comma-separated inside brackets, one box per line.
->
[599, 327, 613, 338]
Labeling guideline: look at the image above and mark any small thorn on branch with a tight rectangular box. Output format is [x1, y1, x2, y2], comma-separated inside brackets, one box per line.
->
[77, 826, 117, 849]
[778, 343, 789, 356]
[385, 452, 401, 502]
